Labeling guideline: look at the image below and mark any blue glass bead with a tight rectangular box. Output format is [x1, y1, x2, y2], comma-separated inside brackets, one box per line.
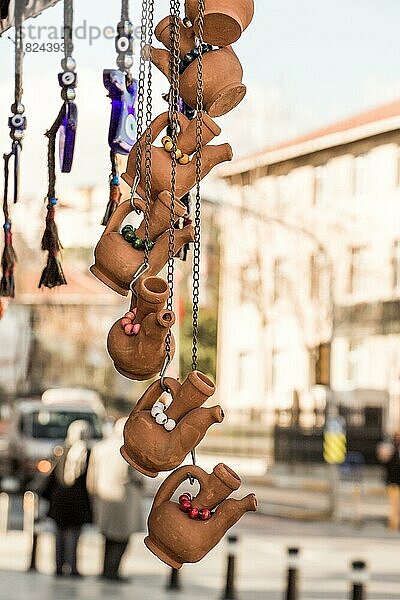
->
[3, 222, 11, 231]
[50, 197, 58, 206]
[111, 176, 120, 186]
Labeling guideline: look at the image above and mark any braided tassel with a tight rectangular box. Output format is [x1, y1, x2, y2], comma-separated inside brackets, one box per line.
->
[38, 197, 67, 289]
[101, 175, 122, 226]
[0, 222, 17, 298]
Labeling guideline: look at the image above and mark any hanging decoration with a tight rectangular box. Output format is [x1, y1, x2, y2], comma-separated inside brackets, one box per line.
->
[1, 2, 25, 298]
[38, 0, 76, 289]
[91, 0, 257, 569]
[145, 464, 257, 569]
[102, 0, 138, 225]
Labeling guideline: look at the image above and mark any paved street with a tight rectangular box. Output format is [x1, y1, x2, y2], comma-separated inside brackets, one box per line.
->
[1, 513, 400, 599]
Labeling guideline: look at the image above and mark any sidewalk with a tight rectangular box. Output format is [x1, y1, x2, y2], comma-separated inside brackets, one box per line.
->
[1, 524, 400, 599]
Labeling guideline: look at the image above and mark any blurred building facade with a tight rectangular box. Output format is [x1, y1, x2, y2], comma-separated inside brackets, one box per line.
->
[218, 100, 400, 433]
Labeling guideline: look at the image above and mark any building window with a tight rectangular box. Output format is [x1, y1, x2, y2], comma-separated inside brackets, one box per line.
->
[349, 247, 368, 295]
[353, 153, 369, 196]
[313, 165, 327, 205]
[393, 240, 400, 291]
[273, 258, 284, 302]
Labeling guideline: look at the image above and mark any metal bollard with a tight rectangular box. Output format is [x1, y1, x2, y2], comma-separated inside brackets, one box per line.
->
[167, 568, 182, 591]
[0, 492, 10, 535]
[222, 535, 238, 600]
[350, 561, 368, 600]
[285, 547, 300, 600]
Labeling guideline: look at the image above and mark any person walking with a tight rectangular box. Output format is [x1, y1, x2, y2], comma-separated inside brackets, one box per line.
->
[87, 418, 144, 582]
[377, 432, 400, 531]
[42, 420, 92, 576]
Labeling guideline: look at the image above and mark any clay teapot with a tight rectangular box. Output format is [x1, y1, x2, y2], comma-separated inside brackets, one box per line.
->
[185, 0, 254, 46]
[145, 463, 258, 568]
[107, 276, 176, 380]
[90, 192, 193, 296]
[122, 111, 232, 200]
[121, 372, 223, 477]
[149, 17, 246, 117]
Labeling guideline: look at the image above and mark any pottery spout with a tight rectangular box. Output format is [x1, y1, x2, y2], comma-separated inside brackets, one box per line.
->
[149, 47, 172, 82]
[177, 406, 224, 455]
[166, 371, 216, 422]
[133, 276, 169, 323]
[211, 494, 258, 532]
[200, 143, 233, 178]
[185, 0, 255, 46]
[177, 114, 221, 156]
[146, 224, 195, 279]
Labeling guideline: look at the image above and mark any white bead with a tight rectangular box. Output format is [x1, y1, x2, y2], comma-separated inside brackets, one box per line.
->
[164, 419, 176, 432]
[151, 402, 165, 418]
[156, 413, 168, 426]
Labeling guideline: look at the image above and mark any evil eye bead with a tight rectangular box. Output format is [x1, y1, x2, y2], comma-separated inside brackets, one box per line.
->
[61, 71, 76, 86]
[116, 36, 131, 53]
[164, 419, 176, 432]
[155, 412, 168, 426]
[151, 401, 165, 418]
[10, 114, 25, 129]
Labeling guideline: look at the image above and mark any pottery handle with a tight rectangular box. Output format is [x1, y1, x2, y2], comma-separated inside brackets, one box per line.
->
[103, 200, 133, 235]
[132, 380, 164, 414]
[152, 464, 209, 509]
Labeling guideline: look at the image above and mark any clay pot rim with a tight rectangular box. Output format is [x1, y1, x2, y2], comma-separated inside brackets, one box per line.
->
[213, 463, 241, 491]
[138, 276, 169, 301]
[154, 15, 171, 44]
[188, 370, 216, 396]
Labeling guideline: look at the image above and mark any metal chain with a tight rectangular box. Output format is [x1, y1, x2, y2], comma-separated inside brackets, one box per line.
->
[133, 0, 148, 196]
[192, 0, 205, 372]
[143, 0, 154, 266]
[163, 0, 181, 370]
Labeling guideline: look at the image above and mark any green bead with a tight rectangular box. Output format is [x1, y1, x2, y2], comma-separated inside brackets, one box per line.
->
[124, 230, 135, 243]
[121, 224, 134, 237]
[133, 237, 144, 250]
[146, 240, 155, 251]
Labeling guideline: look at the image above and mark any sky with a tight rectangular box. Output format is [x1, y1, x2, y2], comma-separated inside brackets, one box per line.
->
[0, 0, 400, 199]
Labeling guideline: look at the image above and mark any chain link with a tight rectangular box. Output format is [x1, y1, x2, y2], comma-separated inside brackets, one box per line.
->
[192, 0, 205, 373]
[164, 0, 181, 366]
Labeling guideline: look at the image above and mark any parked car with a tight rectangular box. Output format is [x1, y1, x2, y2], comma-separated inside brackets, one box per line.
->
[6, 388, 105, 490]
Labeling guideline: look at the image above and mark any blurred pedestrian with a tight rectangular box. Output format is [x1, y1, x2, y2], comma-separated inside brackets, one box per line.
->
[377, 432, 400, 531]
[87, 418, 144, 582]
[41, 420, 92, 576]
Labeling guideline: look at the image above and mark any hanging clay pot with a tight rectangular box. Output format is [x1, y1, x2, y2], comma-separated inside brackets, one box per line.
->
[121, 372, 223, 477]
[122, 111, 232, 200]
[149, 17, 246, 117]
[185, 0, 254, 47]
[90, 193, 193, 296]
[145, 463, 258, 568]
[107, 276, 175, 380]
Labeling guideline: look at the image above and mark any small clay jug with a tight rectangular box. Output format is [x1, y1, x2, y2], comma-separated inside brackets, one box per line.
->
[90, 194, 193, 296]
[145, 464, 258, 568]
[185, 0, 255, 46]
[151, 17, 246, 117]
[107, 276, 176, 380]
[122, 111, 232, 200]
[121, 372, 223, 477]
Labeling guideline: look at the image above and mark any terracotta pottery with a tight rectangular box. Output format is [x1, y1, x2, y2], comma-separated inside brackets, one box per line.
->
[122, 111, 232, 199]
[145, 463, 258, 568]
[185, 0, 255, 46]
[107, 276, 176, 380]
[90, 194, 193, 296]
[150, 17, 246, 117]
[121, 372, 223, 477]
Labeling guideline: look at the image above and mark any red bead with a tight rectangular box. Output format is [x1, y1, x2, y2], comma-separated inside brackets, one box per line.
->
[180, 500, 192, 513]
[121, 317, 132, 328]
[188, 507, 199, 519]
[124, 323, 135, 336]
[179, 493, 192, 505]
[198, 508, 211, 521]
